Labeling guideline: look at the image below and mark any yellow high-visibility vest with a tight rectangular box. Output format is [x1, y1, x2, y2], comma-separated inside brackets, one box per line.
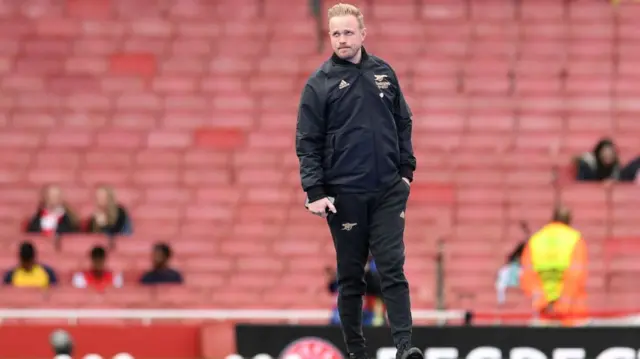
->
[611, 0, 640, 4]
[528, 223, 581, 302]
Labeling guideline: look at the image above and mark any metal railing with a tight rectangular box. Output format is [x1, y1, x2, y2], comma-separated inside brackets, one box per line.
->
[0, 309, 468, 325]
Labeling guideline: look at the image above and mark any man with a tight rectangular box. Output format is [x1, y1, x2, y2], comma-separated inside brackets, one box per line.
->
[3, 241, 58, 288]
[72, 245, 123, 291]
[50, 329, 73, 358]
[295, 3, 420, 359]
[520, 207, 588, 326]
[139, 242, 183, 285]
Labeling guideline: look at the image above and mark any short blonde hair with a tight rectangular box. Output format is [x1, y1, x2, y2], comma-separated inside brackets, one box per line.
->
[328, 3, 365, 29]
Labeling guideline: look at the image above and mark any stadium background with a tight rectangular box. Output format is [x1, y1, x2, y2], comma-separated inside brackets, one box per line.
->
[0, 0, 639, 357]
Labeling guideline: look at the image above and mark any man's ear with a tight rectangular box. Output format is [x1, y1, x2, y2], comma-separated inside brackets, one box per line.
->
[361, 27, 367, 42]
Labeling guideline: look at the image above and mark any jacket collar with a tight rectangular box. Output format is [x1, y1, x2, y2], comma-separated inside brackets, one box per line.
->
[331, 46, 369, 69]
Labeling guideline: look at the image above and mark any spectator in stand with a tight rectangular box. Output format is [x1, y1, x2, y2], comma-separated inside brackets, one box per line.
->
[26, 184, 80, 236]
[575, 138, 639, 182]
[139, 243, 183, 285]
[327, 256, 385, 326]
[72, 245, 123, 291]
[496, 221, 531, 304]
[50, 329, 73, 358]
[86, 185, 132, 236]
[624, 156, 640, 183]
[3, 241, 58, 288]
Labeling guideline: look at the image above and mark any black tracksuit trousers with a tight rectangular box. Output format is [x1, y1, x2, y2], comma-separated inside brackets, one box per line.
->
[327, 179, 413, 357]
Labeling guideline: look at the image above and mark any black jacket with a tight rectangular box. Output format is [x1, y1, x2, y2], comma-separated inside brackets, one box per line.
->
[86, 205, 132, 236]
[296, 48, 416, 201]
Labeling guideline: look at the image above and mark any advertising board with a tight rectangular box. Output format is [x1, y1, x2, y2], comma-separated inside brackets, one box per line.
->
[236, 325, 640, 359]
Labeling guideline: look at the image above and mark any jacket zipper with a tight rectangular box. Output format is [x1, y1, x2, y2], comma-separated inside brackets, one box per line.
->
[362, 69, 381, 188]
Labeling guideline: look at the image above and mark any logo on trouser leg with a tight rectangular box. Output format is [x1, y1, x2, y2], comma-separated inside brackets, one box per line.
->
[342, 223, 357, 231]
[400, 211, 405, 219]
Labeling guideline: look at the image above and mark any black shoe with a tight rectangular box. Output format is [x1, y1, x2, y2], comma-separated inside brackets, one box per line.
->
[399, 347, 424, 359]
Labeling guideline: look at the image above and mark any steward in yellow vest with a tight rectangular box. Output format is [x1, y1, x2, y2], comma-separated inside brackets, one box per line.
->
[520, 207, 588, 326]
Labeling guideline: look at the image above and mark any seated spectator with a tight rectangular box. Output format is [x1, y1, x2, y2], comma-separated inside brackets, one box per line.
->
[72, 245, 123, 291]
[327, 256, 385, 326]
[576, 138, 621, 181]
[3, 241, 58, 288]
[575, 138, 639, 182]
[139, 243, 183, 285]
[26, 184, 80, 236]
[622, 156, 640, 183]
[86, 185, 132, 236]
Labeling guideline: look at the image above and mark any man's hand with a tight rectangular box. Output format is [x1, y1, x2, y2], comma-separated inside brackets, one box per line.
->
[402, 177, 410, 187]
[307, 197, 337, 218]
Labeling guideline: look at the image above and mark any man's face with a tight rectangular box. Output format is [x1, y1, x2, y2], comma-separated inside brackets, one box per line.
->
[20, 259, 33, 270]
[152, 249, 166, 267]
[329, 15, 365, 61]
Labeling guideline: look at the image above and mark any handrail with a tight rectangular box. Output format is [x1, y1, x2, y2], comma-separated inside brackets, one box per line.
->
[1, 309, 638, 326]
[0, 309, 467, 322]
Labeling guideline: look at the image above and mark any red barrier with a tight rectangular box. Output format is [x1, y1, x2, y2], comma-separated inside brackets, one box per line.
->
[0, 322, 236, 359]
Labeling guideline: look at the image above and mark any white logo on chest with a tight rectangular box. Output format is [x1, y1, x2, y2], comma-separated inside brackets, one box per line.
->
[374, 74, 390, 90]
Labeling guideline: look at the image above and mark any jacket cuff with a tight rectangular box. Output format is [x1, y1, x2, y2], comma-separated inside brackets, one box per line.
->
[306, 186, 327, 202]
[400, 166, 414, 182]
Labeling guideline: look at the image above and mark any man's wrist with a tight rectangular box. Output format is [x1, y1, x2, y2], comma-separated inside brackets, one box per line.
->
[400, 166, 414, 182]
[306, 186, 327, 202]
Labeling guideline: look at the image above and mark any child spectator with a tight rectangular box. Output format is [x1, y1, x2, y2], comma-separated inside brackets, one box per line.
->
[3, 241, 58, 288]
[139, 243, 183, 285]
[72, 245, 123, 291]
[86, 185, 132, 236]
[26, 184, 80, 236]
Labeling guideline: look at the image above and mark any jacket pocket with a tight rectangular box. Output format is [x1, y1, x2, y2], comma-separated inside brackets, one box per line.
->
[401, 178, 411, 192]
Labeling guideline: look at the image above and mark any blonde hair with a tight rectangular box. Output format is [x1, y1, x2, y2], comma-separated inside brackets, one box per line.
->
[94, 185, 119, 229]
[328, 3, 365, 29]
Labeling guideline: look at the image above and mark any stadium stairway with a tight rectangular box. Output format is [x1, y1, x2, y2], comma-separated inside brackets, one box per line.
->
[0, 0, 638, 318]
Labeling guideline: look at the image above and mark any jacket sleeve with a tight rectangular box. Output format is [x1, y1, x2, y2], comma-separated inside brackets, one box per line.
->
[295, 75, 327, 202]
[44, 265, 58, 285]
[57, 214, 79, 234]
[391, 70, 417, 182]
[26, 211, 42, 233]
